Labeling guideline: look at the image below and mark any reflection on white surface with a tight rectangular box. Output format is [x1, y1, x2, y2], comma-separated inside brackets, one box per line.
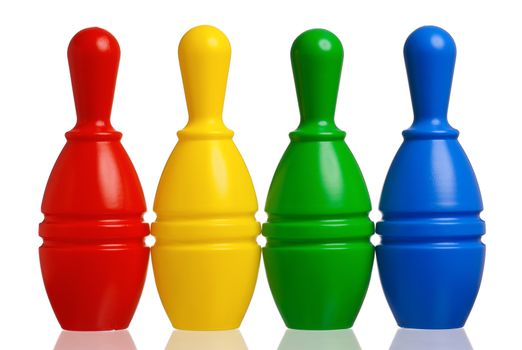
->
[389, 329, 473, 350]
[166, 330, 248, 350]
[278, 329, 361, 350]
[54, 330, 137, 350]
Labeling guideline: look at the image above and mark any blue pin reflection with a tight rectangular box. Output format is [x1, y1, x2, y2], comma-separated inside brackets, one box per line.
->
[389, 328, 473, 350]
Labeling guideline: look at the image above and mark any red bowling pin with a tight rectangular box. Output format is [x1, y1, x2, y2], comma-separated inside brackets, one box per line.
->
[39, 27, 149, 331]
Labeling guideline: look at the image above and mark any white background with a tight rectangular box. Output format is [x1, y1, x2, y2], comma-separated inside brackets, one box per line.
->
[0, 0, 519, 349]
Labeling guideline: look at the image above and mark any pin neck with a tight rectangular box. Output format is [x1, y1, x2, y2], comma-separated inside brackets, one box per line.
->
[290, 117, 345, 141]
[67, 27, 121, 141]
[290, 29, 346, 142]
[177, 115, 233, 140]
[403, 26, 459, 140]
[66, 119, 121, 140]
[403, 114, 459, 140]
[177, 25, 233, 141]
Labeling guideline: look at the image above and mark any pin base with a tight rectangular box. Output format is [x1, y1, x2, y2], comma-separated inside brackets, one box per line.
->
[152, 240, 260, 331]
[40, 242, 149, 331]
[377, 240, 485, 329]
[263, 240, 374, 330]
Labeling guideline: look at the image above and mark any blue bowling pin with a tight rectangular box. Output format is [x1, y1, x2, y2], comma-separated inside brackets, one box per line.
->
[376, 26, 485, 329]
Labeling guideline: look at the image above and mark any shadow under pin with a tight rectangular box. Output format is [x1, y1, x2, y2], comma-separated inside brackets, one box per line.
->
[278, 329, 361, 350]
[54, 330, 137, 350]
[165, 330, 248, 350]
[389, 329, 474, 350]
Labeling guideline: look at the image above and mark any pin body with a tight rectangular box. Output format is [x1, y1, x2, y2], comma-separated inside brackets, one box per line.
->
[376, 26, 485, 329]
[151, 25, 260, 330]
[39, 28, 149, 331]
[263, 29, 374, 330]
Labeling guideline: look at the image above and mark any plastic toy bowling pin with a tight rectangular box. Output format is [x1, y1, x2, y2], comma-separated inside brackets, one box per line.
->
[39, 27, 149, 331]
[263, 29, 374, 330]
[376, 26, 485, 329]
[151, 25, 260, 330]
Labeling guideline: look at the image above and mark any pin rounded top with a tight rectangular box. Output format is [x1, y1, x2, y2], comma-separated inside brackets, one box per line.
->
[403, 26, 458, 139]
[290, 29, 345, 141]
[179, 25, 231, 57]
[67, 27, 120, 136]
[405, 25, 455, 54]
[291, 28, 343, 60]
[178, 25, 232, 139]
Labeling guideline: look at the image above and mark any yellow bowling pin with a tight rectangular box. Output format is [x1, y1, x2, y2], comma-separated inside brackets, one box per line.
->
[151, 25, 261, 331]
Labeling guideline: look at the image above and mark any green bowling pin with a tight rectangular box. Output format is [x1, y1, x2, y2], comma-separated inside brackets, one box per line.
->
[262, 29, 374, 330]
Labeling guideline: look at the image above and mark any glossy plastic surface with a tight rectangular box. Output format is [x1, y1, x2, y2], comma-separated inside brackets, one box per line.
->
[151, 25, 260, 330]
[376, 26, 485, 329]
[262, 29, 374, 330]
[39, 27, 149, 331]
